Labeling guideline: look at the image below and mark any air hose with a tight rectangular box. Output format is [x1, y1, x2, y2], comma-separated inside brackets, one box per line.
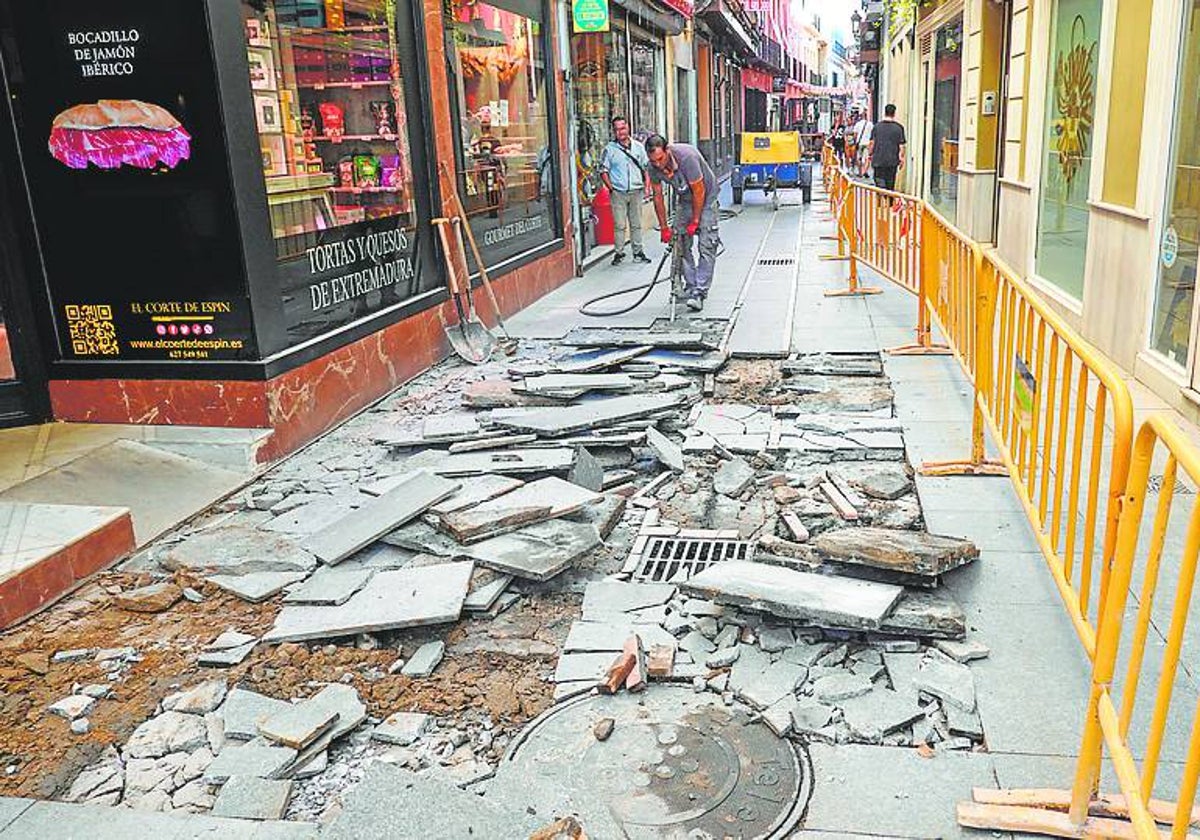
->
[578, 239, 678, 317]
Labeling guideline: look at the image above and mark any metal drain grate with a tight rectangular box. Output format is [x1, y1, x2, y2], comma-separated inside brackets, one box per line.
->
[630, 535, 755, 583]
[758, 257, 795, 266]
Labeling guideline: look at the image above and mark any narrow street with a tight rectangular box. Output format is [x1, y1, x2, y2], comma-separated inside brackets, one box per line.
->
[0, 181, 1098, 839]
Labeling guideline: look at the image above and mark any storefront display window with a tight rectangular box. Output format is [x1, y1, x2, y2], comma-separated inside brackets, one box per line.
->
[571, 25, 626, 248]
[1150, 1, 1200, 368]
[446, 0, 559, 269]
[928, 17, 961, 221]
[242, 0, 428, 344]
[1034, 0, 1102, 300]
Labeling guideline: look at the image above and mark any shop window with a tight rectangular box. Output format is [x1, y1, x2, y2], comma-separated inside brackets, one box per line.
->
[242, 0, 427, 344]
[1149, 2, 1200, 368]
[1034, 0, 1102, 300]
[445, 0, 559, 269]
[928, 17, 962, 221]
[631, 35, 663, 138]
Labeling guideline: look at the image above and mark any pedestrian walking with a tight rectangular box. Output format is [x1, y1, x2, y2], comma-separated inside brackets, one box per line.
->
[843, 110, 860, 168]
[646, 134, 720, 313]
[829, 113, 846, 164]
[851, 111, 873, 175]
[867, 104, 907, 192]
[599, 117, 652, 266]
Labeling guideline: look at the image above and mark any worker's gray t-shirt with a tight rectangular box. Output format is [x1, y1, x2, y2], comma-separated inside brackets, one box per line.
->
[871, 120, 907, 167]
[651, 143, 717, 204]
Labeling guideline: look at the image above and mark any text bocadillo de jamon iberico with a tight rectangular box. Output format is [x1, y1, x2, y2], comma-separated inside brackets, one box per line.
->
[48, 100, 192, 171]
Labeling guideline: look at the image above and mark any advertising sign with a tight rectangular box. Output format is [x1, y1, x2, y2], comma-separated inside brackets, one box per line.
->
[0, 0, 255, 363]
[572, 0, 609, 32]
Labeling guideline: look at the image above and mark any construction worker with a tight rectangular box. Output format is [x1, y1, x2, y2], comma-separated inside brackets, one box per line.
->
[646, 134, 719, 312]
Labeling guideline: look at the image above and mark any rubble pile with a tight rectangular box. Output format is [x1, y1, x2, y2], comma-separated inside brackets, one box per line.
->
[39, 333, 998, 832]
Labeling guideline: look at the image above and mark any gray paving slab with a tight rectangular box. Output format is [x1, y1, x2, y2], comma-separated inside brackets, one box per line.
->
[263, 561, 473, 643]
[563, 328, 717, 350]
[680, 561, 903, 631]
[257, 699, 339, 750]
[0, 799, 32, 833]
[428, 475, 525, 516]
[568, 446, 605, 492]
[921, 509, 1042, 553]
[646, 426, 685, 471]
[491, 393, 689, 437]
[562, 620, 677, 652]
[942, 550, 1061, 607]
[439, 476, 602, 542]
[401, 641, 445, 677]
[302, 471, 459, 565]
[298, 684, 366, 741]
[412, 447, 576, 476]
[323, 764, 540, 839]
[207, 571, 308, 603]
[204, 737, 297, 782]
[553, 652, 615, 684]
[282, 567, 373, 606]
[161, 525, 317, 576]
[581, 580, 676, 616]
[804, 743, 997, 838]
[0, 799, 319, 839]
[221, 688, 294, 740]
[211, 776, 294, 820]
[462, 570, 513, 611]
[461, 520, 601, 581]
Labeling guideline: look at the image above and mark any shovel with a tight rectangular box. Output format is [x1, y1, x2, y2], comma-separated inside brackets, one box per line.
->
[433, 216, 495, 365]
[440, 161, 519, 355]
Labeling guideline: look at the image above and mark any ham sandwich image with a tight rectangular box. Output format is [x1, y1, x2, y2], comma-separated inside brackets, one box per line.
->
[48, 99, 192, 170]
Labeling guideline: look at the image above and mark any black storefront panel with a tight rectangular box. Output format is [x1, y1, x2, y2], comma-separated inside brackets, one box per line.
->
[0, 0, 257, 363]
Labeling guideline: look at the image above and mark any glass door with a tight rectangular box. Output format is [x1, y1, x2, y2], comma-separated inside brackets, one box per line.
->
[0, 104, 50, 427]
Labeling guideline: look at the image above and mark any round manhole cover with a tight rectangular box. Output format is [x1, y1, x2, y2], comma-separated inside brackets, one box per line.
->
[497, 687, 811, 838]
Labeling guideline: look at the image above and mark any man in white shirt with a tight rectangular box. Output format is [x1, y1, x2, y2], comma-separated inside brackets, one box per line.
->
[851, 113, 874, 175]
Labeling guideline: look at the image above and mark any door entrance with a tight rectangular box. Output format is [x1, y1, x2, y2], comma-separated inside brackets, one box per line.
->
[0, 68, 50, 427]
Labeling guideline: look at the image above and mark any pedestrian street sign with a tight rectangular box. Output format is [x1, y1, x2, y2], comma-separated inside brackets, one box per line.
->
[573, 0, 609, 32]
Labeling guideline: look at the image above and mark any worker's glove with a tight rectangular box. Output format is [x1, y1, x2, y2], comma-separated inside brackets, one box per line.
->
[686, 220, 700, 238]
[660, 227, 672, 244]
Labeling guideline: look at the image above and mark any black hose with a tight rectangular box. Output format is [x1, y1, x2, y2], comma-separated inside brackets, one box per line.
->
[578, 240, 676, 317]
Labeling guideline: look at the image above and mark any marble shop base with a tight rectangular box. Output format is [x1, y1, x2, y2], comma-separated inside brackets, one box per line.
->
[47, 247, 575, 463]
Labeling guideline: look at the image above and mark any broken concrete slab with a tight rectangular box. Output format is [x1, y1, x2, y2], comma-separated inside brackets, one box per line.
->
[681, 561, 903, 631]
[563, 328, 717, 351]
[550, 345, 652, 373]
[914, 652, 977, 712]
[809, 528, 979, 582]
[207, 571, 308, 603]
[381, 520, 469, 557]
[518, 373, 641, 396]
[849, 466, 913, 501]
[638, 348, 729, 372]
[563, 621, 678, 653]
[221, 688, 294, 740]
[878, 589, 967, 640]
[206, 630, 256, 651]
[428, 476, 526, 516]
[839, 688, 925, 741]
[422, 414, 481, 441]
[400, 641, 445, 678]
[161, 526, 317, 576]
[163, 680, 228, 714]
[553, 652, 616, 684]
[414, 448, 576, 477]
[737, 660, 808, 709]
[712, 458, 756, 497]
[282, 567, 374, 606]
[300, 684, 367, 742]
[48, 695, 94, 720]
[581, 580, 676, 618]
[461, 379, 567, 409]
[812, 673, 874, 704]
[373, 712, 430, 746]
[199, 641, 256, 668]
[491, 393, 689, 437]
[934, 639, 990, 663]
[263, 562, 473, 643]
[258, 701, 339, 751]
[462, 569, 513, 612]
[783, 353, 884, 378]
[204, 737, 296, 783]
[565, 493, 626, 540]
[946, 704, 984, 739]
[646, 427, 685, 472]
[114, 582, 182, 613]
[260, 495, 363, 536]
[762, 697, 798, 736]
[568, 447, 605, 493]
[125, 711, 208, 758]
[447, 434, 540, 454]
[302, 472, 459, 565]
[210, 775, 294, 820]
[461, 520, 601, 581]
[791, 699, 834, 734]
[439, 477, 602, 543]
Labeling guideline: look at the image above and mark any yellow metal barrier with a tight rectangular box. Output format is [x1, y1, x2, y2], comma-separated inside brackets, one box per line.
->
[960, 414, 1200, 839]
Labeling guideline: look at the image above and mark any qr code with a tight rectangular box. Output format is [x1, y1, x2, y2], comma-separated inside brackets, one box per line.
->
[65, 304, 119, 356]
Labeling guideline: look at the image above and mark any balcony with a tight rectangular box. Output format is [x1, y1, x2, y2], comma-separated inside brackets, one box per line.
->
[754, 36, 784, 74]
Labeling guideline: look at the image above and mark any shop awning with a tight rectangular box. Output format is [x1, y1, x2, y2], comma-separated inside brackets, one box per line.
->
[615, 0, 686, 34]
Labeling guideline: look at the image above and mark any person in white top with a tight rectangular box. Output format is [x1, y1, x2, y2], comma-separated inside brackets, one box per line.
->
[851, 114, 874, 176]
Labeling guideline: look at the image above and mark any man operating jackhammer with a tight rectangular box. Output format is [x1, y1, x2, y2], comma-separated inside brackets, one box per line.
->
[646, 134, 720, 313]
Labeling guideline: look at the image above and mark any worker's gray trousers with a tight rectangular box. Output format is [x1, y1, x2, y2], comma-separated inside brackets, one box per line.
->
[674, 200, 720, 298]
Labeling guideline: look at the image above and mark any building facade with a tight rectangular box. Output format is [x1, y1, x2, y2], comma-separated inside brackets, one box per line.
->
[0, 0, 576, 456]
[879, 0, 1200, 423]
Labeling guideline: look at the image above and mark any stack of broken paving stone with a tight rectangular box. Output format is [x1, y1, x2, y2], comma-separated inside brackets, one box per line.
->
[62, 677, 368, 820]
[551, 577, 991, 752]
